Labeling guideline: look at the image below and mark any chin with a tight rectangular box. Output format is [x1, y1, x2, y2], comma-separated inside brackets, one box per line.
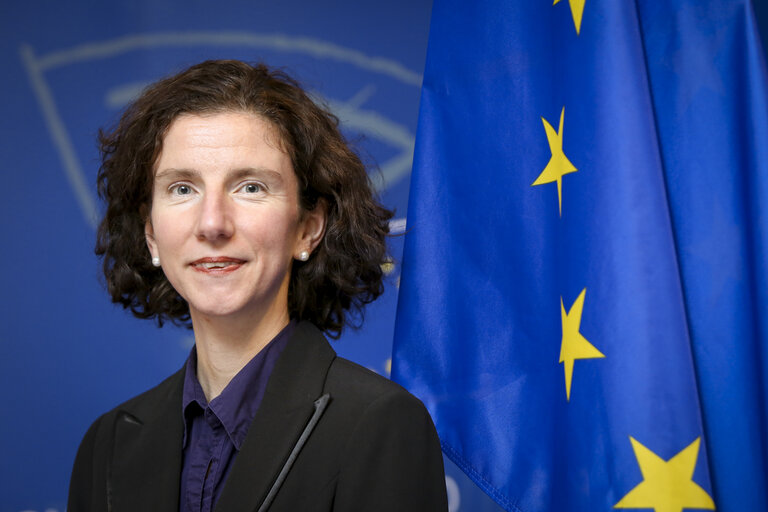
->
[187, 298, 244, 320]
[183, 285, 289, 324]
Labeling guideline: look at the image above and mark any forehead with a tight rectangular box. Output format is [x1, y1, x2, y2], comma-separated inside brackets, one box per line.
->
[154, 111, 291, 172]
[165, 111, 282, 150]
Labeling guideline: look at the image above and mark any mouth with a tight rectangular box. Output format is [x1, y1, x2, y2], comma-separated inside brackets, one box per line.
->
[190, 257, 245, 272]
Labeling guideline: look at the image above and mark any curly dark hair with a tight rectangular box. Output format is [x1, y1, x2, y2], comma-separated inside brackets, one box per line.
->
[95, 59, 393, 338]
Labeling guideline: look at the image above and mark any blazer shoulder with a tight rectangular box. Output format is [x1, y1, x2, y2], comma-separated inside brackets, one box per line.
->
[326, 356, 417, 403]
[68, 367, 186, 511]
[110, 366, 185, 420]
[324, 356, 436, 436]
[322, 358, 448, 511]
[74, 366, 184, 448]
[73, 365, 184, 446]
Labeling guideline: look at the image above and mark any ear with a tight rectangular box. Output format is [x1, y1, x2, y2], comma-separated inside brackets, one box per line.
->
[145, 217, 159, 260]
[296, 199, 327, 257]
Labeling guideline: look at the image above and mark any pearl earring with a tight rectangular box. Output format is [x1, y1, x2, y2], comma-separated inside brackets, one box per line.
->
[152, 257, 161, 267]
[298, 251, 310, 261]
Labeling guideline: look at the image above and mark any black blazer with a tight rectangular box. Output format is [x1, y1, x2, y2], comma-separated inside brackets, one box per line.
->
[68, 322, 448, 511]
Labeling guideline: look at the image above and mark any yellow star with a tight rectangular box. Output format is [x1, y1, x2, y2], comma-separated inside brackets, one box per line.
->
[615, 437, 716, 512]
[560, 288, 604, 401]
[532, 107, 577, 216]
[554, 0, 586, 35]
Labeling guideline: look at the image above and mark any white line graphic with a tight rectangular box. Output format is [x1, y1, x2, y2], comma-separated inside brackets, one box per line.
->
[20, 44, 99, 229]
[34, 31, 422, 86]
[21, 31, 420, 229]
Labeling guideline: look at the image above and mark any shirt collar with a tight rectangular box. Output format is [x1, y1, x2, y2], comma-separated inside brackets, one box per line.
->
[181, 320, 295, 450]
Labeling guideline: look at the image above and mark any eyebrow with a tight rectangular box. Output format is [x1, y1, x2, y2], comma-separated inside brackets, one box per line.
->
[231, 167, 285, 184]
[154, 167, 285, 184]
[154, 168, 198, 180]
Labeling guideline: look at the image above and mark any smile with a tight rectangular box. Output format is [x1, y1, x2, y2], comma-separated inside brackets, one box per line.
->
[190, 257, 245, 272]
[197, 262, 236, 269]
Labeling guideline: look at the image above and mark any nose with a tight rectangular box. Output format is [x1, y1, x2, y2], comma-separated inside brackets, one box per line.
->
[195, 191, 234, 241]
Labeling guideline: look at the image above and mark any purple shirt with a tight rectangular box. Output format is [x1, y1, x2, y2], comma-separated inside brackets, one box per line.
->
[179, 321, 294, 512]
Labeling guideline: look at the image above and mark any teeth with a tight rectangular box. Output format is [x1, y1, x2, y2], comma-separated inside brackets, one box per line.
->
[199, 262, 234, 269]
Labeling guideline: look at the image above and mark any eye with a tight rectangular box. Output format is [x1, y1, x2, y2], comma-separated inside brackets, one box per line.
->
[239, 182, 263, 194]
[169, 183, 194, 196]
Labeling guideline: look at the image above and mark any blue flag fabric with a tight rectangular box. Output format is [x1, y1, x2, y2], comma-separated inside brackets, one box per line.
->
[392, 1, 768, 511]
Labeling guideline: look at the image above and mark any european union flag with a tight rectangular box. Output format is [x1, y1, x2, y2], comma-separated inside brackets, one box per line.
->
[392, 1, 768, 511]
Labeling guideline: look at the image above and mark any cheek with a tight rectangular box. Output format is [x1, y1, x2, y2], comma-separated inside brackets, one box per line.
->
[244, 210, 301, 249]
[151, 212, 188, 253]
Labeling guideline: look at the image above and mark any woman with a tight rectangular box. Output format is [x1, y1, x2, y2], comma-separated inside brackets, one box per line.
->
[68, 60, 447, 511]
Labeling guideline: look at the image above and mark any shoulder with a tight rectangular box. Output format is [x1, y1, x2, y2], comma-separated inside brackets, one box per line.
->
[112, 367, 185, 420]
[318, 358, 448, 511]
[325, 356, 429, 419]
[68, 368, 185, 510]
[323, 356, 442, 472]
[73, 367, 185, 457]
[78, 367, 184, 444]
[287, 322, 434, 432]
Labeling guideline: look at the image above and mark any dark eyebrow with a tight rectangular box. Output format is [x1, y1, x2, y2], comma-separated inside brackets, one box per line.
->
[231, 167, 285, 184]
[154, 167, 286, 185]
[154, 168, 199, 180]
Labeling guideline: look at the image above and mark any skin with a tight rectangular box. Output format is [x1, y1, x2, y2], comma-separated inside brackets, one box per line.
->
[145, 111, 326, 401]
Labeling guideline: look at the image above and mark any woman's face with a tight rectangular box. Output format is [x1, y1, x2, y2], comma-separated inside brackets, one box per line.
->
[145, 111, 325, 325]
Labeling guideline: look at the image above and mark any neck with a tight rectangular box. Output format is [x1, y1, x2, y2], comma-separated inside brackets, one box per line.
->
[191, 304, 290, 402]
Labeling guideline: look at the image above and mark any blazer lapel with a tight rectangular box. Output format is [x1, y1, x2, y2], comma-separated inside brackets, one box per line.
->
[110, 369, 185, 512]
[214, 322, 336, 512]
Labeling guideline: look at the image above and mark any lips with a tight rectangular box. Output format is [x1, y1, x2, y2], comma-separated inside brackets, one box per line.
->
[190, 257, 245, 273]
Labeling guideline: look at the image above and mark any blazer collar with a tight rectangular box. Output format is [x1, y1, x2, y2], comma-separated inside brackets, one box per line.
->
[214, 321, 336, 512]
[110, 368, 186, 511]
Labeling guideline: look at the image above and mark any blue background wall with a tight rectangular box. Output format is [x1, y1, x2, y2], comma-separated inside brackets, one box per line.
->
[0, 2, 501, 511]
[1, 2, 766, 512]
